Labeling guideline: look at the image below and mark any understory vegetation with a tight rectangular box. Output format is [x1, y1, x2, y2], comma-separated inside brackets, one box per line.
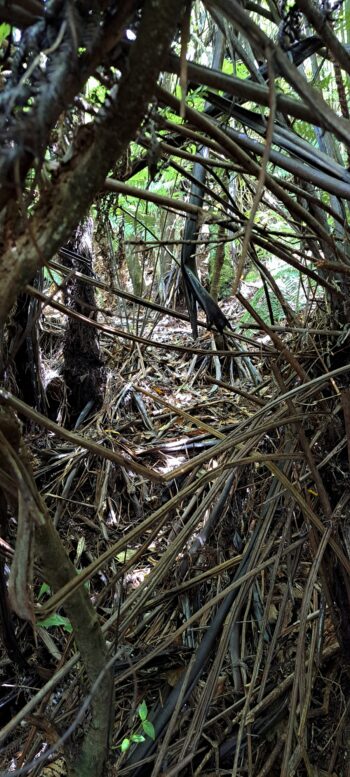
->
[1, 1, 350, 776]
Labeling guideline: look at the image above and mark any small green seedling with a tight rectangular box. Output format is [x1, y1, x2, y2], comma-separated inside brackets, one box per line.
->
[119, 700, 155, 753]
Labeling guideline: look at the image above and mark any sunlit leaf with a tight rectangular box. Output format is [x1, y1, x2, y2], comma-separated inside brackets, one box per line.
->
[0, 23, 10, 46]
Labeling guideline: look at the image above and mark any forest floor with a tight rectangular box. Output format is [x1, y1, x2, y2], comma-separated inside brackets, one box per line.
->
[1, 289, 349, 777]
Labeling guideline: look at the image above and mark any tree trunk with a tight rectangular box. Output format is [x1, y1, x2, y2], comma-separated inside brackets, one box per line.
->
[61, 220, 106, 428]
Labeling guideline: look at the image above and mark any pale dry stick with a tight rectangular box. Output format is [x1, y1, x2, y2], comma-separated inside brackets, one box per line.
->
[157, 139, 242, 170]
[196, 453, 304, 484]
[282, 607, 323, 639]
[232, 48, 276, 295]
[239, 585, 252, 690]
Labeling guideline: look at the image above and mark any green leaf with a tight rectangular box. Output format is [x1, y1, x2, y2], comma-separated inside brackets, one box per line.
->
[131, 733, 145, 743]
[38, 582, 51, 599]
[138, 700, 148, 721]
[222, 58, 233, 75]
[38, 613, 73, 633]
[235, 61, 250, 79]
[142, 719, 155, 740]
[0, 23, 10, 46]
[120, 738, 130, 752]
[115, 548, 137, 563]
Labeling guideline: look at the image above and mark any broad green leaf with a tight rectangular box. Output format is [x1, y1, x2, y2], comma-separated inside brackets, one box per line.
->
[38, 613, 73, 633]
[142, 719, 155, 740]
[120, 738, 130, 752]
[138, 700, 148, 721]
